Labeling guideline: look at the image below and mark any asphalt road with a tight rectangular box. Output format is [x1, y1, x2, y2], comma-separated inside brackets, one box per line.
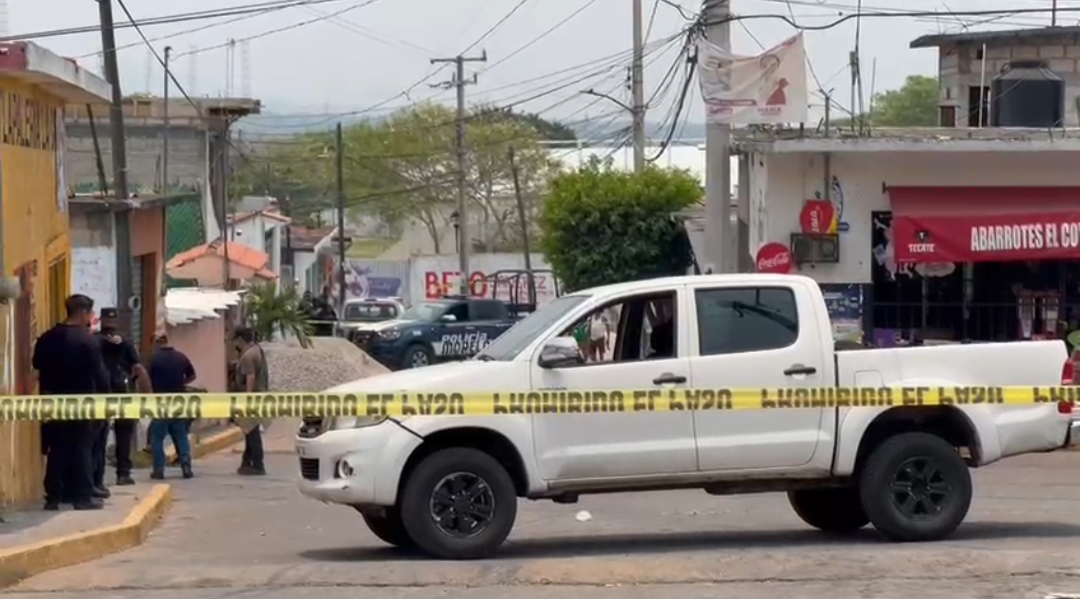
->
[6, 450, 1080, 599]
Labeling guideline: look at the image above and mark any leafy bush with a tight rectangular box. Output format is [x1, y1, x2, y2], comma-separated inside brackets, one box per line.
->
[538, 158, 700, 292]
[242, 284, 313, 348]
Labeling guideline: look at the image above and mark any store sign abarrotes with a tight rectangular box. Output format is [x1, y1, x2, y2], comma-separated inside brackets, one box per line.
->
[756, 242, 793, 273]
[895, 212, 1080, 263]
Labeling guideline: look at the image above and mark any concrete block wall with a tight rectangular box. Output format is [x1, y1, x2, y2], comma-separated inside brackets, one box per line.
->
[937, 41, 1080, 127]
[65, 122, 207, 192]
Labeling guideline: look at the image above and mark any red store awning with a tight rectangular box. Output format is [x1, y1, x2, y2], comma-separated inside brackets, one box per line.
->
[889, 186, 1080, 263]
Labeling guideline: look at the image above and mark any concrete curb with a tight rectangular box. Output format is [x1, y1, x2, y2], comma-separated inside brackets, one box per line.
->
[166, 427, 244, 464]
[0, 484, 173, 588]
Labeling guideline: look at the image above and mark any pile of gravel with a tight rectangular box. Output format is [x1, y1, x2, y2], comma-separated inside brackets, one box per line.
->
[262, 337, 390, 392]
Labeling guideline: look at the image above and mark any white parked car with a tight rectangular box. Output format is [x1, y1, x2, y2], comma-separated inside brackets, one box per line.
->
[296, 274, 1075, 559]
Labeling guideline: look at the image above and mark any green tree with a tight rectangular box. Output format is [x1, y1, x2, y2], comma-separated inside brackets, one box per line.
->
[243, 283, 313, 347]
[833, 75, 939, 129]
[538, 158, 699, 292]
[232, 103, 558, 252]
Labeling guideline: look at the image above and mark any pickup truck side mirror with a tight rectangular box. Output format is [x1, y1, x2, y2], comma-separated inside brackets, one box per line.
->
[538, 337, 585, 369]
[440, 314, 457, 323]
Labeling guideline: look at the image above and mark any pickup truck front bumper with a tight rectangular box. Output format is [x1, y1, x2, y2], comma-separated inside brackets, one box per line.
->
[295, 421, 421, 507]
[1070, 418, 1080, 447]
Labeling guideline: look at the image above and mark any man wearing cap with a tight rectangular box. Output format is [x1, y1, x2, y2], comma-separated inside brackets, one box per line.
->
[95, 308, 151, 490]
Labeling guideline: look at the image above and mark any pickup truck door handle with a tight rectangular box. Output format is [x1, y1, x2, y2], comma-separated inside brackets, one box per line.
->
[652, 373, 687, 385]
[783, 365, 817, 376]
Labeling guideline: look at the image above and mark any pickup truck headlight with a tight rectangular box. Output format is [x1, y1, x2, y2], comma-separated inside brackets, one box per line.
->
[378, 330, 401, 341]
[332, 415, 389, 429]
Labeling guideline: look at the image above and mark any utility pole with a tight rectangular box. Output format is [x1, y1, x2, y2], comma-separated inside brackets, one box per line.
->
[630, 0, 646, 171]
[704, 0, 733, 274]
[1053, 0, 1059, 26]
[162, 46, 171, 193]
[431, 51, 486, 295]
[507, 147, 536, 308]
[335, 122, 346, 312]
[98, 0, 134, 334]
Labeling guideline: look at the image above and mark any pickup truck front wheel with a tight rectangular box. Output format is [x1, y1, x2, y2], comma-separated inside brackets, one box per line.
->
[399, 448, 517, 559]
[402, 344, 434, 369]
[859, 432, 972, 542]
[787, 488, 868, 534]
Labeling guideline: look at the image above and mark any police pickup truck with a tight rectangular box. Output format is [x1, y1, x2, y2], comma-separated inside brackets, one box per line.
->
[347, 296, 518, 370]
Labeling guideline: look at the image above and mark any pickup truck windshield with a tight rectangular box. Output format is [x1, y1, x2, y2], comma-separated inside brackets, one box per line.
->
[474, 294, 590, 361]
[343, 303, 399, 321]
[399, 302, 450, 322]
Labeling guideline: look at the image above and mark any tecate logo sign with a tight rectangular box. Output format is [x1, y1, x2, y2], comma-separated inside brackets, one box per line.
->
[907, 243, 936, 254]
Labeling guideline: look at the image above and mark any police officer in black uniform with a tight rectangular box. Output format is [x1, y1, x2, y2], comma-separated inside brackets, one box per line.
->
[94, 308, 151, 490]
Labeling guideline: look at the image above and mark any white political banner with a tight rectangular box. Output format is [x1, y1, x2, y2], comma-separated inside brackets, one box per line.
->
[698, 33, 809, 125]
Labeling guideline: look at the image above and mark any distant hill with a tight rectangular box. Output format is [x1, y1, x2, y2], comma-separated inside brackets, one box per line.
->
[237, 111, 707, 143]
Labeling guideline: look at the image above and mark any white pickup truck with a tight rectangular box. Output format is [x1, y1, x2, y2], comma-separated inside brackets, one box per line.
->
[296, 274, 1075, 559]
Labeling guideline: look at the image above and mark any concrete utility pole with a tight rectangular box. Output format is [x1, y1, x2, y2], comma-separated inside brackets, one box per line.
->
[98, 0, 134, 334]
[631, 0, 646, 171]
[335, 122, 347, 312]
[704, 0, 734, 274]
[162, 46, 171, 193]
[431, 51, 486, 295]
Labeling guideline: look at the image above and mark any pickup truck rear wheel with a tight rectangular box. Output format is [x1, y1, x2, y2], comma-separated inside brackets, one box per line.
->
[399, 447, 517, 559]
[403, 344, 433, 369]
[356, 506, 415, 549]
[859, 432, 972, 542]
[787, 488, 868, 534]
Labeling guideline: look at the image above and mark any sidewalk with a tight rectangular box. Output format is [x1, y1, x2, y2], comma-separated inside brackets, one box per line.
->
[0, 423, 251, 587]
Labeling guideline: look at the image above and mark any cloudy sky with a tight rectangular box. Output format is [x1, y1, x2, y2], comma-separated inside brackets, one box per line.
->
[8, 0, 1068, 130]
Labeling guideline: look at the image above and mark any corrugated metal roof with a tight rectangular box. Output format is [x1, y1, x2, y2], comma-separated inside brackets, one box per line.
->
[165, 288, 244, 326]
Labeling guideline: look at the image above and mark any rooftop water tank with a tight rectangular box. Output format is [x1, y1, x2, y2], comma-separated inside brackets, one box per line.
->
[990, 60, 1064, 128]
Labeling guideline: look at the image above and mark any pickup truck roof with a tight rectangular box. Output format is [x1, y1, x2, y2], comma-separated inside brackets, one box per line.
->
[565, 273, 817, 298]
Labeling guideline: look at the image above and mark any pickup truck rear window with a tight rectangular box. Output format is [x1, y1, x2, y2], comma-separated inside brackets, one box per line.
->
[695, 287, 799, 355]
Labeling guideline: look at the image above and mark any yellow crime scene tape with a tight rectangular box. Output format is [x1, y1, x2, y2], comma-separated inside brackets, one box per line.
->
[0, 386, 1076, 421]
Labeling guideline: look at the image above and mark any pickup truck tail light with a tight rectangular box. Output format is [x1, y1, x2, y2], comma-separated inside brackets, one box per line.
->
[1059, 358, 1076, 415]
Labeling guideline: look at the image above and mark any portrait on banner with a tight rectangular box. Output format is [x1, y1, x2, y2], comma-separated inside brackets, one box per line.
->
[698, 33, 809, 125]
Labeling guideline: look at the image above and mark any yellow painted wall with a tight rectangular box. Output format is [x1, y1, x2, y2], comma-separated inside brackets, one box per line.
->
[0, 77, 71, 506]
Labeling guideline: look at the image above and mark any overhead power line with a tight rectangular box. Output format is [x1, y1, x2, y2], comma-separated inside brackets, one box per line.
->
[1, 0, 350, 42]
[174, 0, 384, 58]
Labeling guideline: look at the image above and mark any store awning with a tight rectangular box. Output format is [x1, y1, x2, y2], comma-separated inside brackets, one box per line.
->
[889, 186, 1080, 263]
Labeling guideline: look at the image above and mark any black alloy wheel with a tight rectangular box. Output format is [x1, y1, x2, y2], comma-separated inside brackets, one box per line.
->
[429, 472, 495, 539]
[859, 432, 972, 542]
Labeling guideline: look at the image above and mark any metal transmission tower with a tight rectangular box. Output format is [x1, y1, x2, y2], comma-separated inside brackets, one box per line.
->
[430, 51, 487, 295]
[240, 40, 252, 98]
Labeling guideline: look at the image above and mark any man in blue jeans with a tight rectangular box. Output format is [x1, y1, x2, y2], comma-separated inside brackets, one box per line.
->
[148, 333, 196, 479]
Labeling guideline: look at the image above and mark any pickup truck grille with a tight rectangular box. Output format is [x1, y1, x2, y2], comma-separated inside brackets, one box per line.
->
[350, 331, 374, 347]
[299, 458, 320, 480]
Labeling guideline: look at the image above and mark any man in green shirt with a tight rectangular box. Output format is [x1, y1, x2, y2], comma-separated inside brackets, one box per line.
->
[232, 326, 269, 476]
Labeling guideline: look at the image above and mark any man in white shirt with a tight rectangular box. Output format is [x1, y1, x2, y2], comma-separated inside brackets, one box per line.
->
[588, 310, 611, 362]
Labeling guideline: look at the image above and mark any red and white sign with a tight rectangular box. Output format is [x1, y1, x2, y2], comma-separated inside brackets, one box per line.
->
[755, 242, 793, 273]
[894, 213, 1080, 263]
[410, 254, 559, 305]
[698, 33, 808, 125]
[799, 200, 835, 234]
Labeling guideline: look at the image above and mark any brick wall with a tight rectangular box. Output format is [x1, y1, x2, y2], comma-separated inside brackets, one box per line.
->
[65, 122, 207, 192]
[938, 41, 1080, 127]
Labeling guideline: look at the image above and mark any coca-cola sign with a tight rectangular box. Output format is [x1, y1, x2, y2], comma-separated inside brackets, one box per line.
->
[799, 200, 836, 234]
[756, 242, 793, 274]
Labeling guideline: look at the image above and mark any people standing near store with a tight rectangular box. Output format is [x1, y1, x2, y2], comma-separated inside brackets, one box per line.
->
[33, 294, 110, 511]
[94, 308, 151, 490]
[148, 333, 196, 479]
[232, 326, 269, 476]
